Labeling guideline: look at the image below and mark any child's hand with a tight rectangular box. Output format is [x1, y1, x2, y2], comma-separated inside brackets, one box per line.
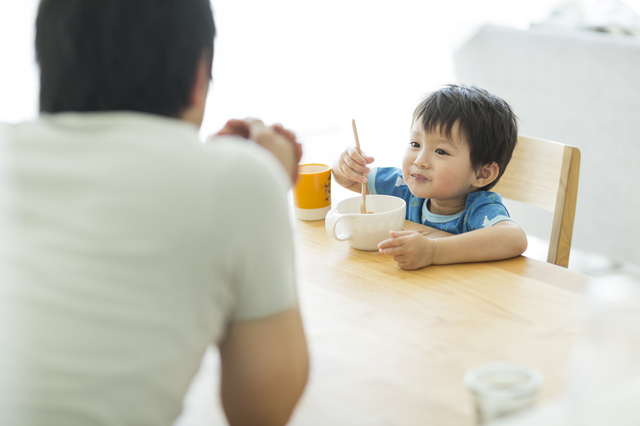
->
[378, 231, 435, 270]
[334, 146, 375, 184]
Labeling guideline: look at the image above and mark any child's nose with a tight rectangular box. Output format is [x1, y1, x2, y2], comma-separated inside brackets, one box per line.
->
[414, 153, 430, 168]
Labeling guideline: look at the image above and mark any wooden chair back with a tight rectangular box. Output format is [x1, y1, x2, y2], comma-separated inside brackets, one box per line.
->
[492, 135, 581, 268]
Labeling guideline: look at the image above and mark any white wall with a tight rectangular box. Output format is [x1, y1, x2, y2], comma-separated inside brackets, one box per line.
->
[1, 0, 559, 170]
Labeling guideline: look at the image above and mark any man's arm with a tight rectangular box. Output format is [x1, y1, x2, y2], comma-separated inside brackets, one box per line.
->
[378, 221, 528, 270]
[218, 308, 309, 426]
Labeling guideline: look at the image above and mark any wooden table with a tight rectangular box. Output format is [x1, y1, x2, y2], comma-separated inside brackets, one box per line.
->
[287, 219, 591, 426]
[176, 219, 593, 426]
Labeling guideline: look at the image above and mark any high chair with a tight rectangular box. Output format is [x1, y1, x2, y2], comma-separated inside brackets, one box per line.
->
[492, 135, 580, 268]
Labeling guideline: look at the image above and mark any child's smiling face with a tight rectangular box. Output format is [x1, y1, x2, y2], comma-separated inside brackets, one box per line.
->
[401, 118, 480, 214]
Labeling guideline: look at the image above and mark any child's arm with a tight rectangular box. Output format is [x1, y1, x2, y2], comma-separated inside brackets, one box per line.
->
[332, 147, 375, 193]
[378, 221, 528, 270]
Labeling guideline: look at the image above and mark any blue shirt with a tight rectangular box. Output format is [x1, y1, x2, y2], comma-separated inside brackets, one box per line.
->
[367, 167, 514, 235]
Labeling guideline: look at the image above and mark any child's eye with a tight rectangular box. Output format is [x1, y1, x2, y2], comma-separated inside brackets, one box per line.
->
[435, 148, 449, 155]
[409, 141, 420, 148]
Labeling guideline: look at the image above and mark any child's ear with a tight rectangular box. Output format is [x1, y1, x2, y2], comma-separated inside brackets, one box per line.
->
[472, 162, 499, 188]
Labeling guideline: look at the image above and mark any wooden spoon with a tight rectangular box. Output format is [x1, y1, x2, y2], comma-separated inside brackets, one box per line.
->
[351, 119, 368, 214]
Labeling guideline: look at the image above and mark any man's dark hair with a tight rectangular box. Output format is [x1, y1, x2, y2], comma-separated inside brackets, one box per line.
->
[36, 0, 215, 117]
[412, 84, 518, 191]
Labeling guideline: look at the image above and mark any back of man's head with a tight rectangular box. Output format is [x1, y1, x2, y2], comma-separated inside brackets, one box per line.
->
[36, 0, 215, 118]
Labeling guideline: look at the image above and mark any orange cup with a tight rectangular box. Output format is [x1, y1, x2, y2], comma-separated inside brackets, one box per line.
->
[293, 164, 332, 221]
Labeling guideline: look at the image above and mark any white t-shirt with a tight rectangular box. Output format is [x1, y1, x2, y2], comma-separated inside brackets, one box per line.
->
[0, 112, 297, 426]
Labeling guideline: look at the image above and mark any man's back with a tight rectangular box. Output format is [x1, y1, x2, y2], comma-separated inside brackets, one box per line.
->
[2, 112, 298, 425]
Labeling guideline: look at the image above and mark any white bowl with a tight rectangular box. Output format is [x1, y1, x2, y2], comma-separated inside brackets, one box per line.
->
[325, 195, 406, 251]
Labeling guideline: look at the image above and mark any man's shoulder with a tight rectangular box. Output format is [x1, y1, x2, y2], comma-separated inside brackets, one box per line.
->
[6, 112, 199, 146]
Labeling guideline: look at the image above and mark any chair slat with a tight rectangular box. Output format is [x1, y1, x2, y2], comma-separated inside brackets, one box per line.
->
[493, 135, 580, 268]
[493, 136, 566, 212]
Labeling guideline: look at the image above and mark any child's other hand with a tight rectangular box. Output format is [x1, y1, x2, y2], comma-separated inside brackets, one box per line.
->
[336, 146, 375, 184]
[378, 231, 435, 270]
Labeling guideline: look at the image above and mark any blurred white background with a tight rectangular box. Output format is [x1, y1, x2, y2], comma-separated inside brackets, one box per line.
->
[1, 0, 561, 169]
[3, 0, 640, 277]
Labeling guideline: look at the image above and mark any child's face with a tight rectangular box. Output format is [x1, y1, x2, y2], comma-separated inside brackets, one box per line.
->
[402, 119, 479, 206]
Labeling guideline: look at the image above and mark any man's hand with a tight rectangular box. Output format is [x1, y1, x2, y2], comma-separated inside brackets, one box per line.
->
[214, 119, 250, 139]
[211, 119, 303, 185]
[246, 119, 302, 185]
[378, 230, 436, 270]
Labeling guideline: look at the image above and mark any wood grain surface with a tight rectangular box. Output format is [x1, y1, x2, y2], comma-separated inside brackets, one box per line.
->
[288, 219, 593, 426]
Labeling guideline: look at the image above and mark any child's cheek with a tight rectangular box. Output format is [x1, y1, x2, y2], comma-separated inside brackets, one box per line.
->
[400, 158, 413, 183]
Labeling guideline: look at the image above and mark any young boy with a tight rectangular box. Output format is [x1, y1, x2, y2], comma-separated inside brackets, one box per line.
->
[332, 84, 528, 270]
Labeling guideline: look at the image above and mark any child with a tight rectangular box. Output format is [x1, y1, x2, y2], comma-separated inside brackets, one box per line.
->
[332, 84, 528, 269]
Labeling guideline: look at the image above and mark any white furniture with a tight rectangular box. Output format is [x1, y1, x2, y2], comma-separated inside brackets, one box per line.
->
[454, 25, 640, 267]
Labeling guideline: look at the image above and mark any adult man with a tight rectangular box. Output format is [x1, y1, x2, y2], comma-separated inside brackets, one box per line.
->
[0, 1, 308, 425]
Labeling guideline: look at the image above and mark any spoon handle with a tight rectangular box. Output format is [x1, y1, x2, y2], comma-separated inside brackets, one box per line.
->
[351, 119, 367, 214]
